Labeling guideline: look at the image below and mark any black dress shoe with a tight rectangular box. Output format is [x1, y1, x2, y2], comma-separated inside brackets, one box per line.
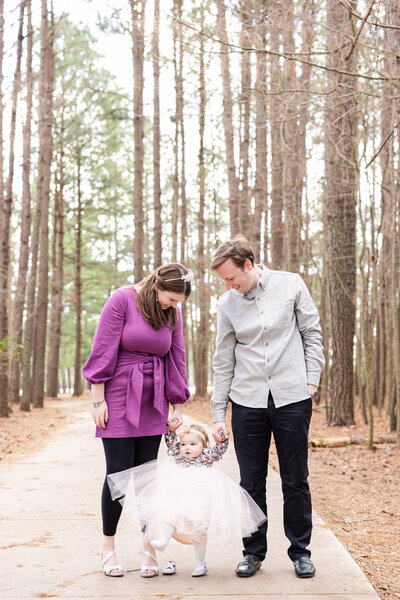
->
[235, 554, 262, 577]
[293, 556, 316, 578]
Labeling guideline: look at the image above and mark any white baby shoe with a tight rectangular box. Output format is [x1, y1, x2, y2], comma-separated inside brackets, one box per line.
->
[192, 561, 207, 577]
[162, 560, 176, 575]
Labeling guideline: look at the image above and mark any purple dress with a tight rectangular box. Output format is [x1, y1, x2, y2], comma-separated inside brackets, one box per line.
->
[82, 287, 190, 438]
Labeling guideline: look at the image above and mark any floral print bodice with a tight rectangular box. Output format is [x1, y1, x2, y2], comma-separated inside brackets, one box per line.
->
[165, 430, 228, 468]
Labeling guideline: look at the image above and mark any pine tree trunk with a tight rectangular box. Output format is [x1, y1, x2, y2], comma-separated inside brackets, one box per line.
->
[171, 5, 180, 263]
[0, 0, 4, 244]
[174, 0, 189, 367]
[152, 0, 162, 267]
[282, 0, 301, 272]
[67, 367, 71, 393]
[171, 66, 179, 265]
[10, 0, 32, 406]
[325, 0, 357, 426]
[32, 0, 54, 408]
[263, 210, 269, 265]
[0, 0, 25, 416]
[320, 260, 330, 414]
[175, 0, 186, 267]
[252, 4, 267, 263]
[394, 131, 400, 443]
[382, 0, 399, 426]
[269, 3, 284, 269]
[0, 1, 5, 415]
[215, 0, 240, 236]
[297, 0, 314, 272]
[130, 0, 146, 281]
[113, 214, 120, 290]
[238, 0, 251, 238]
[47, 111, 64, 398]
[377, 307, 385, 414]
[21, 188, 42, 410]
[195, 5, 209, 396]
[359, 206, 375, 449]
[73, 154, 82, 397]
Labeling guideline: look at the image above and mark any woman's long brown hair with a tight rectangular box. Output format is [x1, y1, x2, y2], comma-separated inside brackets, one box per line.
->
[134, 263, 192, 330]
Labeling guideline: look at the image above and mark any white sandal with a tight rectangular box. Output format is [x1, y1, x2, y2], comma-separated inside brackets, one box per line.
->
[101, 550, 124, 577]
[163, 560, 176, 575]
[140, 549, 159, 578]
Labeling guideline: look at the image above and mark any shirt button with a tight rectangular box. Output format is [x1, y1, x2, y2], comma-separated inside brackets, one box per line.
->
[265, 342, 269, 346]
[268, 376, 271, 380]
[267, 358, 270, 362]
[260, 311, 264, 314]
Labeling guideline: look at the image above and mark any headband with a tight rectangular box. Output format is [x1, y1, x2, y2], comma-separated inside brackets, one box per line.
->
[176, 424, 206, 443]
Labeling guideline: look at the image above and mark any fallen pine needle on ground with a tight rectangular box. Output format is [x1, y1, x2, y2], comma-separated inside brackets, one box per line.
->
[0, 395, 87, 460]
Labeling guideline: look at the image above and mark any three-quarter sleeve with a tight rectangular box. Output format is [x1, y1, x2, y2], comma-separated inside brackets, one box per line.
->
[82, 288, 127, 384]
[164, 307, 190, 405]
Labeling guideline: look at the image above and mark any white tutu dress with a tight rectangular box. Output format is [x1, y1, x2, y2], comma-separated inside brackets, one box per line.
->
[108, 431, 266, 546]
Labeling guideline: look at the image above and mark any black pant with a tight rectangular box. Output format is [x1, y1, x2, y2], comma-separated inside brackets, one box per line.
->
[231, 393, 312, 561]
[101, 435, 161, 536]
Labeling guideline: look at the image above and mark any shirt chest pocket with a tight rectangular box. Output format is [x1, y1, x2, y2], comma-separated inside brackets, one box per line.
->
[262, 300, 294, 331]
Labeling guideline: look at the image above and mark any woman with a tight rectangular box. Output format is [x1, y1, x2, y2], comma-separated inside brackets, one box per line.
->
[82, 263, 192, 577]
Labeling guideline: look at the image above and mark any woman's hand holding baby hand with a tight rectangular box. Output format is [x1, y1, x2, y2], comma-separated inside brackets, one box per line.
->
[167, 405, 183, 430]
[167, 417, 180, 431]
[167, 417, 186, 432]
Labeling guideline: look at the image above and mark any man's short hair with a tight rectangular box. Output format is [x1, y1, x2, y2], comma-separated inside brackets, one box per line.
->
[210, 234, 255, 270]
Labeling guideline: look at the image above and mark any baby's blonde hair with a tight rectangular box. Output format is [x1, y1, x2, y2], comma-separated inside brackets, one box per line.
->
[189, 424, 209, 448]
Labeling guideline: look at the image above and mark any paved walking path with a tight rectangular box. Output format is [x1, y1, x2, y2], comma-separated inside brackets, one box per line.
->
[0, 402, 380, 600]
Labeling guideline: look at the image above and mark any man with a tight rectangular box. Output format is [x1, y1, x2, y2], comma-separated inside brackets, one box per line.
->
[210, 235, 325, 579]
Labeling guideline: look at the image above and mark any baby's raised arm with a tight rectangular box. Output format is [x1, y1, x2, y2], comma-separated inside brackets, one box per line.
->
[165, 430, 181, 457]
[203, 437, 229, 463]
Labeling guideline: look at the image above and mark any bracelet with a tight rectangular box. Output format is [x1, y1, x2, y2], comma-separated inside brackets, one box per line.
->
[92, 399, 105, 408]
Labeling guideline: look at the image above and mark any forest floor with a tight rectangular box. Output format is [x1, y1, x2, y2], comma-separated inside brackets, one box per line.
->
[1, 394, 399, 600]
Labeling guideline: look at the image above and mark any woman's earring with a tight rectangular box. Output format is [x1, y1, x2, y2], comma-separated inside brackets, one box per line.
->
[155, 289, 159, 302]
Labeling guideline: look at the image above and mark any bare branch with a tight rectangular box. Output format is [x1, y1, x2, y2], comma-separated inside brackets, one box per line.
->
[345, 0, 376, 61]
[171, 14, 388, 82]
[335, 0, 400, 30]
[365, 124, 399, 169]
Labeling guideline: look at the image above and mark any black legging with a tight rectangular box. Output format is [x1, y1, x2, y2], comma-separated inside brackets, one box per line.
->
[101, 435, 162, 536]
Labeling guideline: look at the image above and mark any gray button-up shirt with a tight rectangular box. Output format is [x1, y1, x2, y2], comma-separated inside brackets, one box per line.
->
[211, 265, 325, 422]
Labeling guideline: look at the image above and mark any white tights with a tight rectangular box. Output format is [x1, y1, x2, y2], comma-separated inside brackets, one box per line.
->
[150, 523, 175, 551]
[193, 541, 206, 566]
[150, 523, 207, 567]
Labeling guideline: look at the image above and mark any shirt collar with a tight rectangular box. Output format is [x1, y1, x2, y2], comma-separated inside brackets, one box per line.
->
[257, 265, 270, 290]
[242, 265, 270, 299]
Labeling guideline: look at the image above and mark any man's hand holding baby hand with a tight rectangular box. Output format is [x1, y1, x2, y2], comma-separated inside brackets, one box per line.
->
[212, 422, 229, 445]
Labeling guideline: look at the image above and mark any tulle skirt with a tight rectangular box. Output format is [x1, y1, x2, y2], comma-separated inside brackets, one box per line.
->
[108, 460, 266, 546]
